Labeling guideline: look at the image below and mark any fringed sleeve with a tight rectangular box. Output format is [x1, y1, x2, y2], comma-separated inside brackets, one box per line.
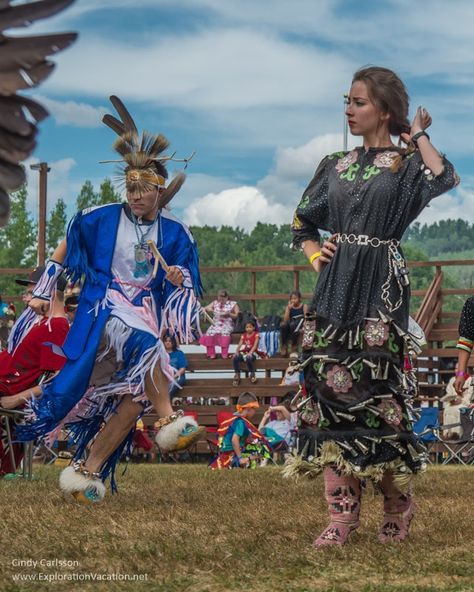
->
[63, 210, 100, 285]
[161, 227, 203, 343]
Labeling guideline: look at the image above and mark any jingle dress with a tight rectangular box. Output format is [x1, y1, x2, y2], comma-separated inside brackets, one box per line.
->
[285, 147, 459, 486]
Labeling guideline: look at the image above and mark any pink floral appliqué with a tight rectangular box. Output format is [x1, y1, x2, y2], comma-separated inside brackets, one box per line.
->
[326, 365, 353, 394]
[335, 150, 358, 173]
[364, 319, 389, 347]
[373, 151, 399, 168]
[377, 399, 403, 426]
[299, 399, 320, 427]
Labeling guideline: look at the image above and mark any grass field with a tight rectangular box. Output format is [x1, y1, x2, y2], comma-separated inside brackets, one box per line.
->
[1, 464, 473, 592]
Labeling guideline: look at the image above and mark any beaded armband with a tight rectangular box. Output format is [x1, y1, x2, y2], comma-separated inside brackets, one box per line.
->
[456, 336, 474, 354]
[31, 259, 65, 301]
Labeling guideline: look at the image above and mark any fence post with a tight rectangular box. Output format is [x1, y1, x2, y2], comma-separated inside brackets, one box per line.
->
[251, 271, 257, 315]
[293, 269, 299, 292]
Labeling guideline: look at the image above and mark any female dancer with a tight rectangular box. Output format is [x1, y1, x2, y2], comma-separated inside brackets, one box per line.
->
[285, 66, 459, 546]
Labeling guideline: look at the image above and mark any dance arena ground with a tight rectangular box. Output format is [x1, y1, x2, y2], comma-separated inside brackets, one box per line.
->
[1, 465, 473, 592]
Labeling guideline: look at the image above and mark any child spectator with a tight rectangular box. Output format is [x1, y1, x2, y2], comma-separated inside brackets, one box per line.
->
[200, 288, 239, 359]
[280, 290, 307, 357]
[232, 320, 260, 385]
[209, 391, 271, 469]
[163, 334, 188, 398]
[258, 404, 292, 448]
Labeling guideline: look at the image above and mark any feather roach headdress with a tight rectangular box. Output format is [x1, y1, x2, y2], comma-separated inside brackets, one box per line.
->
[101, 95, 194, 208]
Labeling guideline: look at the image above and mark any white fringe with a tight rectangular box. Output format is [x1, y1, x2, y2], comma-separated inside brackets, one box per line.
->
[92, 316, 175, 403]
[155, 416, 198, 451]
[59, 466, 106, 501]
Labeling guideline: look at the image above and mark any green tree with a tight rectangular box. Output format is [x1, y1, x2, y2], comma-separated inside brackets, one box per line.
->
[47, 198, 67, 254]
[76, 180, 98, 210]
[98, 178, 122, 205]
[0, 186, 37, 298]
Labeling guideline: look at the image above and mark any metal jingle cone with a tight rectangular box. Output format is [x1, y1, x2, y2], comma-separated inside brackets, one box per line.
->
[354, 438, 370, 455]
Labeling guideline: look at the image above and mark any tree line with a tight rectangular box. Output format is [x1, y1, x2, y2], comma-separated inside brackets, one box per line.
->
[1, 180, 473, 315]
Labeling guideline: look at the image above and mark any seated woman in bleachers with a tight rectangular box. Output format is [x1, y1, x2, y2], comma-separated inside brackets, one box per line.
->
[280, 291, 307, 357]
[163, 334, 188, 398]
[200, 288, 239, 359]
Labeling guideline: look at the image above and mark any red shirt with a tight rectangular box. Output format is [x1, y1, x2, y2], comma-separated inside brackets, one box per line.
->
[0, 317, 69, 396]
[241, 331, 259, 353]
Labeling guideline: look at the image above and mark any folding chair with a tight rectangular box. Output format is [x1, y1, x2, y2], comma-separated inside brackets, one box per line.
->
[419, 423, 473, 465]
[206, 411, 233, 456]
[0, 407, 34, 479]
[415, 406, 474, 465]
[413, 407, 440, 463]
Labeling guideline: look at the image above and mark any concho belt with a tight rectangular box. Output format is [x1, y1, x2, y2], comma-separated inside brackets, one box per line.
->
[334, 233, 408, 313]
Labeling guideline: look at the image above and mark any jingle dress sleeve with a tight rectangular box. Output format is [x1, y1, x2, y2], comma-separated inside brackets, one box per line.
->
[457, 296, 474, 354]
[291, 156, 331, 248]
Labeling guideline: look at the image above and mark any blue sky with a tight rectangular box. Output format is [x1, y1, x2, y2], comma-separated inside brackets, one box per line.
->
[18, 0, 474, 229]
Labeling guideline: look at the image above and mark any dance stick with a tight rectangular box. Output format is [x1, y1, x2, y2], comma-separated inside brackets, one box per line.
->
[147, 239, 213, 323]
[147, 240, 170, 277]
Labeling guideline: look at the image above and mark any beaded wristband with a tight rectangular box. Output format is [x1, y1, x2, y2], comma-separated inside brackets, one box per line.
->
[411, 130, 430, 145]
[309, 251, 321, 264]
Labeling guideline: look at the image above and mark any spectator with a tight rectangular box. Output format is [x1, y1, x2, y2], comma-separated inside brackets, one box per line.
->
[258, 404, 292, 448]
[280, 353, 301, 386]
[232, 320, 260, 385]
[0, 268, 69, 475]
[209, 391, 271, 469]
[163, 334, 188, 398]
[441, 370, 473, 439]
[132, 418, 155, 461]
[280, 291, 307, 357]
[0, 296, 15, 350]
[64, 284, 81, 324]
[200, 288, 239, 359]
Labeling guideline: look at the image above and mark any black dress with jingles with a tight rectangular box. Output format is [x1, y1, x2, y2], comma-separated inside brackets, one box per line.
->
[285, 147, 459, 487]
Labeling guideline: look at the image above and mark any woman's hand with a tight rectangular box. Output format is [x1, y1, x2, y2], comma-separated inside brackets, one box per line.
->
[313, 234, 337, 272]
[401, 106, 432, 143]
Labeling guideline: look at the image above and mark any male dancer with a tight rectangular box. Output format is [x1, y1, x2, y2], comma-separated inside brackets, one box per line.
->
[18, 97, 203, 502]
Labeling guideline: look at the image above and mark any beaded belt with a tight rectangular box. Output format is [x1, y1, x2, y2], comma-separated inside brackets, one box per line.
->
[335, 233, 400, 248]
[334, 233, 407, 313]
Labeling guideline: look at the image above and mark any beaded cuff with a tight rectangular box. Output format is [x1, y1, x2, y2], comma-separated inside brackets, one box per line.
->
[456, 336, 474, 353]
[31, 259, 64, 301]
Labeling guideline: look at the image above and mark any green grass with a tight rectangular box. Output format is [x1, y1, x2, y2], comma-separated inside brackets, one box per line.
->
[1, 465, 473, 592]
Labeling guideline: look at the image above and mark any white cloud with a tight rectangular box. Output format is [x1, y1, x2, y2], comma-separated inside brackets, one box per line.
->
[44, 29, 350, 110]
[258, 133, 350, 202]
[24, 157, 96, 219]
[170, 172, 237, 212]
[417, 186, 474, 226]
[32, 95, 108, 128]
[183, 186, 293, 230]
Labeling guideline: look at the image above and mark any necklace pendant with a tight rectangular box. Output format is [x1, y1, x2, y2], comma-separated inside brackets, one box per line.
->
[134, 244, 150, 278]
